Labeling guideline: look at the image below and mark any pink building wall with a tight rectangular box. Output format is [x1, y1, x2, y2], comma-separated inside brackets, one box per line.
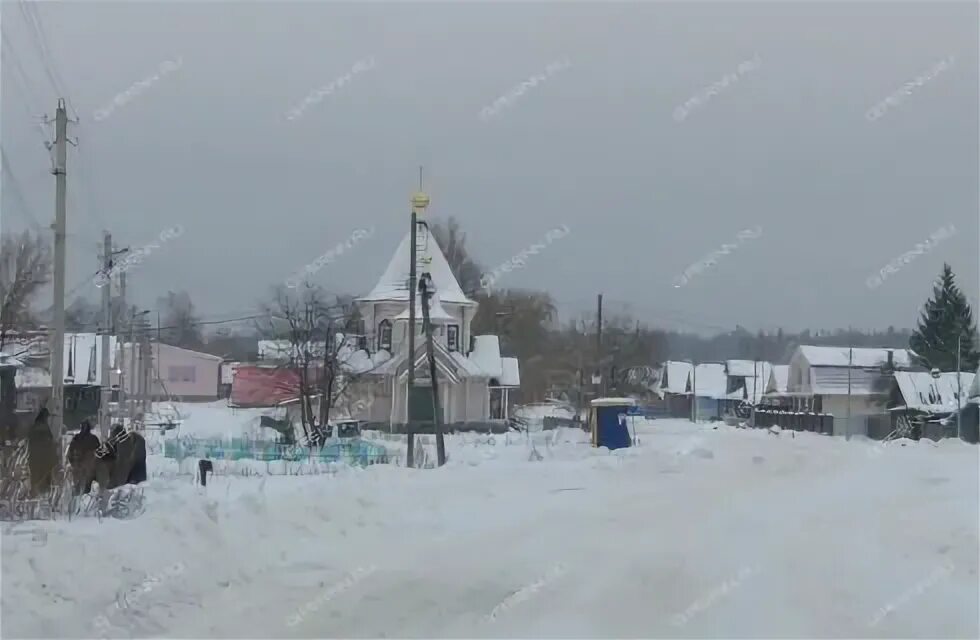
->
[112, 343, 222, 401]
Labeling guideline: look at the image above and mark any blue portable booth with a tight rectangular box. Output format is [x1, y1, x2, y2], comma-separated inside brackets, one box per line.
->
[590, 397, 635, 450]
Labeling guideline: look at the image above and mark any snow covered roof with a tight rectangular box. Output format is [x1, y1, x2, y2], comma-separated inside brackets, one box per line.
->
[258, 340, 326, 362]
[659, 361, 693, 394]
[10, 333, 118, 387]
[970, 368, 980, 403]
[591, 397, 636, 407]
[357, 227, 477, 306]
[370, 335, 515, 383]
[798, 346, 913, 369]
[0, 352, 23, 368]
[767, 365, 790, 395]
[471, 336, 503, 379]
[342, 347, 391, 375]
[690, 363, 727, 399]
[449, 351, 485, 377]
[726, 360, 765, 377]
[810, 367, 889, 396]
[892, 371, 976, 414]
[725, 362, 773, 403]
[501, 357, 520, 387]
[15, 366, 53, 388]
[392, 297, 455, 323]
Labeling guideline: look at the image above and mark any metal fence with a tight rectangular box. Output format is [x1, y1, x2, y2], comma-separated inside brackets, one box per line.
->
[754, 410, 834, 435]
[162, 437, 390, 466]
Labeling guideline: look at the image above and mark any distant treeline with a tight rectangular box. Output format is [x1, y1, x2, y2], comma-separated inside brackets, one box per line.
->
[657, 326, 914, 364]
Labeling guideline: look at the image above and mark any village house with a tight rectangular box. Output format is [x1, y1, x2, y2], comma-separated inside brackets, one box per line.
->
[3, 332, 116, 433]
[763, 364, 791, 407]
[887, 369, 976, 440]
[688, 362, 728, 420]
[1, 353, 23, 441]
[721, 359, 773, 413]
[655, 360, 693, 417]
[785, 345, 913, 437]
[115, 342, 223, 401]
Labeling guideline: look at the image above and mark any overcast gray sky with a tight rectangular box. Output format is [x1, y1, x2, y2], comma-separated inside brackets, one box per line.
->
[2, 1, 977, 334]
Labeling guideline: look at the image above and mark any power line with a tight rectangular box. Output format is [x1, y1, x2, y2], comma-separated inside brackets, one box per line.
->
[0, 144, 44, 232]
[12, 2, 109, 237]
[0, 26, 56, 159]
[17, 1, 77, 119]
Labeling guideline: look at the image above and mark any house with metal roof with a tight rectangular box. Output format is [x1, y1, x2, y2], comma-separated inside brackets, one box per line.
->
[786, 345, 914, 437]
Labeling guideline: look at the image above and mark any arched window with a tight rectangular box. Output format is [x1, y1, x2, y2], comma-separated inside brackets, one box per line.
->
[378, 319, 392, 351]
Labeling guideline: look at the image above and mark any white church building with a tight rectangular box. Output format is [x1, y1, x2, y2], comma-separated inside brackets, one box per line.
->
[347, 217, 520, 425]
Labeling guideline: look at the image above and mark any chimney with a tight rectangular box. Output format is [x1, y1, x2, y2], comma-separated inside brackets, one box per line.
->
[887, 350, 894, 370]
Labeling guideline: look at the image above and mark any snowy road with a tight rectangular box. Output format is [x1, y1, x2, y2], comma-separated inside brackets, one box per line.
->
[3, 420, 977, 638]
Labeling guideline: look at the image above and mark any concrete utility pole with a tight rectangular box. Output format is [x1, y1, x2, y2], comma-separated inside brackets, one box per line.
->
[48, 99, 68, 450]
[419, 272, 446, 465]
[98, 232, 112, 439]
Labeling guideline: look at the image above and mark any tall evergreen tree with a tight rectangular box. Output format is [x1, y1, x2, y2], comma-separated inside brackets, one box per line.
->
[909, 264, 979, 371]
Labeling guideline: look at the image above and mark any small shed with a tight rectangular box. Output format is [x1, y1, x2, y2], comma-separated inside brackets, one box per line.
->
[589, 397, 635, 450]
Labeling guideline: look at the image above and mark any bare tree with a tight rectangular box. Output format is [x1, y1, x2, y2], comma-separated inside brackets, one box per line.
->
[66, 297, 100, 332]
[429, 217, 484, 295]
[256, 285, 374, 444]
[155, 290, 203, 349]
[0, 231, 52, 352]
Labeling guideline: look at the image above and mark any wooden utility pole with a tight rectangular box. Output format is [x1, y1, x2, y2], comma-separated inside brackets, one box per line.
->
[98, 232, 112, 440]
[419, 272, 446, 465]
[48, 99, 68, 451]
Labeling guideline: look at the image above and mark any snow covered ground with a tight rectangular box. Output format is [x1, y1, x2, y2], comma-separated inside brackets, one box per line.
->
[2, 419, 978, 639]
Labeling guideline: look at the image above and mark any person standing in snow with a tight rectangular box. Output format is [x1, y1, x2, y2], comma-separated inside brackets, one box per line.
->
[67, 420, 100, 495]
[27, 407, 58, 496]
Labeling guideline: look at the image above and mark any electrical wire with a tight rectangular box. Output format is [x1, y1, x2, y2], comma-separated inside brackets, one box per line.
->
[17, 1, 77, 120]
[0, 145, 44, 232]
[0, 26, 55, 160]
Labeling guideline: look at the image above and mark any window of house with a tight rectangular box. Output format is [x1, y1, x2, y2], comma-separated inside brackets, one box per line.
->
[447, 325, 459, 352]
[168, 366, 196, 382]
[378, 319, 392, 351]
